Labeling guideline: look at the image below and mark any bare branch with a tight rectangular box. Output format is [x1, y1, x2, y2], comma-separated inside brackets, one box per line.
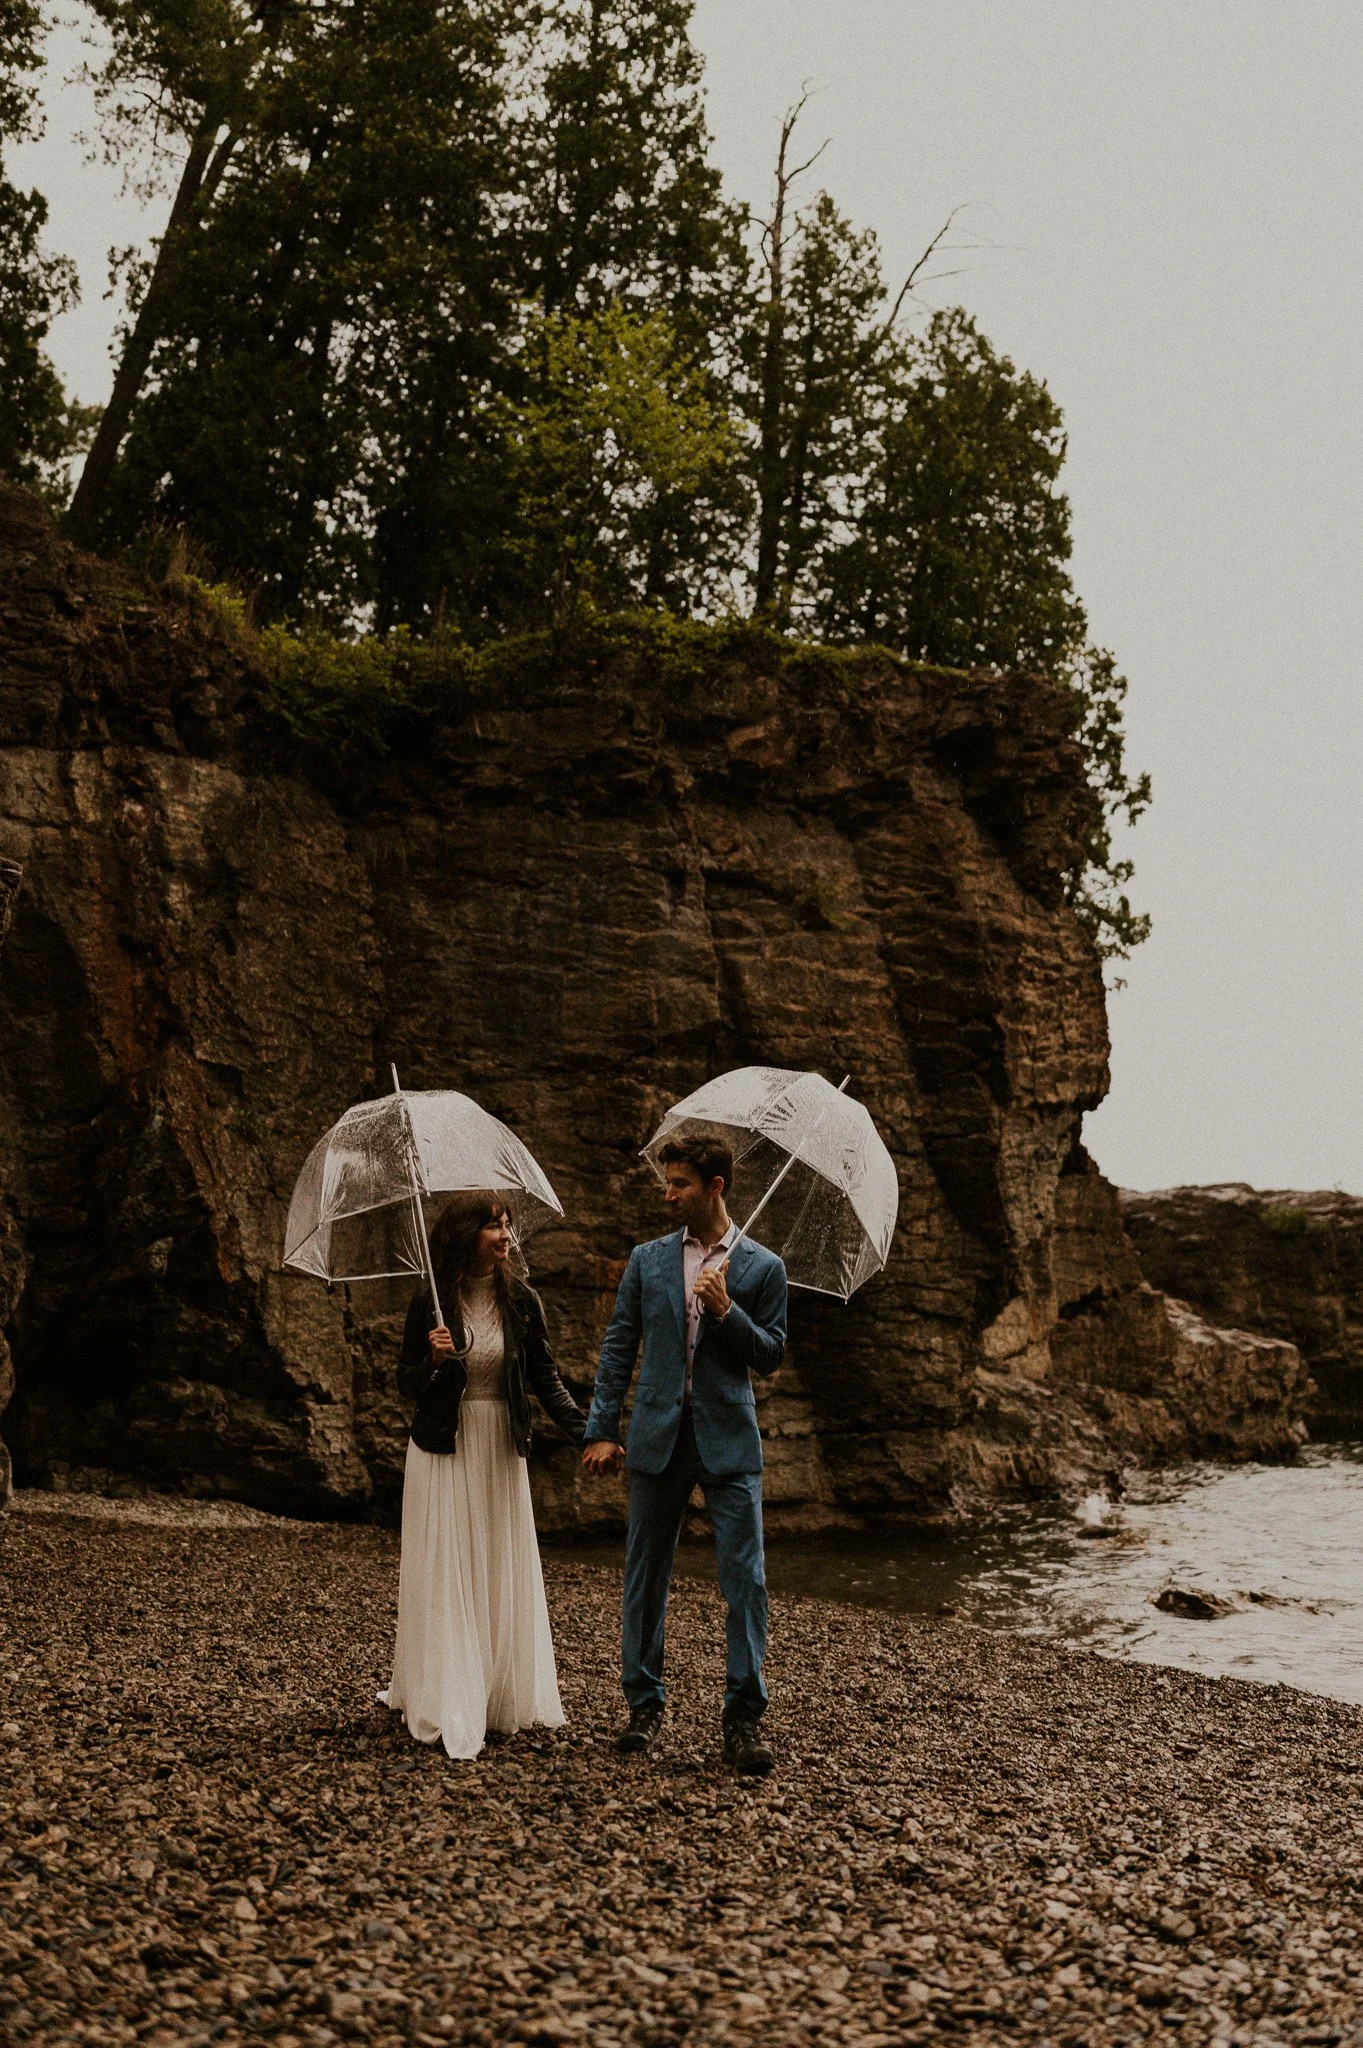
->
[882, 204, 972, 335]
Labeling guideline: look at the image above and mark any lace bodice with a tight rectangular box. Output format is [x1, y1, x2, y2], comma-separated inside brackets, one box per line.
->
[460, 1279, 507, 1400]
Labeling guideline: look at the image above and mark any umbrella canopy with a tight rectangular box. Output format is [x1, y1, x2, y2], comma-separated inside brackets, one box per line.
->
[283, 1084, 562, 1290]
[643, 1065, 899, 1300]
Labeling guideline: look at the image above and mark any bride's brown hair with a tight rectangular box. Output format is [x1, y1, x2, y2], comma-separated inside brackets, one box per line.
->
[427, 1193, 514, 1328]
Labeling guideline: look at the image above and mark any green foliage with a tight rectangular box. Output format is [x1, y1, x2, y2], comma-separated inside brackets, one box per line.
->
[72, 0, 747, 630]
[0, 0, 97, 502]
[1262, 1206, 1325, 1239]
[0, 0, 42, 137]
[209, 595, 894, 773]
[486, 303, 747, 633]
[820, 310, 1087, 671]
[510, 0, 746, 339]
[88, 0, 516, 620]
[1063, 646, 1151, 962]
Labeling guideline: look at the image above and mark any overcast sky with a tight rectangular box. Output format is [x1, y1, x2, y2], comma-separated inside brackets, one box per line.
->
[16, 2, 1363, 1195]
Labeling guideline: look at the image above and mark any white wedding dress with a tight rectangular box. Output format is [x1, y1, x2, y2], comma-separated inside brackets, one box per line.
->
[379, 1278, 566, 1757]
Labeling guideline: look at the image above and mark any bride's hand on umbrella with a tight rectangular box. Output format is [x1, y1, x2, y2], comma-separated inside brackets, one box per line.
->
[429, 1325, 455, 1361]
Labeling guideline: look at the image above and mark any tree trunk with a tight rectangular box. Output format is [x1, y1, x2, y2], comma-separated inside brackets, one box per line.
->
[754, 96, 823, 614]
[753, 128, 790, 613]
[64, 113, 225, 547]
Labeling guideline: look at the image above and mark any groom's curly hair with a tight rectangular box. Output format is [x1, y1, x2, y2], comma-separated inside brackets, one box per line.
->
[658, 1135, 733, 1195]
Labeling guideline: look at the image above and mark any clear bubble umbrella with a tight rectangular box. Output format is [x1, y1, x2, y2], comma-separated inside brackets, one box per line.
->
[283, 1066, 562, 1324]
[642, 1065, 899, 1300]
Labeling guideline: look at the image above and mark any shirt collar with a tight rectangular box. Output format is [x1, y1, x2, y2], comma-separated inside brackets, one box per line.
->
[684, 1219, 739, 1253]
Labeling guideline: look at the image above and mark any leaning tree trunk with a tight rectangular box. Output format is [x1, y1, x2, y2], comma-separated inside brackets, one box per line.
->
[0, 857, 21, 1508]
[64, 113, 233, 547]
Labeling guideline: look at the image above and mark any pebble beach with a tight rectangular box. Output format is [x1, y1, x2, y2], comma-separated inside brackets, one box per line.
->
[3, 1494, 1363, 2048]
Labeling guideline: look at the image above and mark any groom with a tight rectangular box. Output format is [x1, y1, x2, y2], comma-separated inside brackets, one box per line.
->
[582, 1136, 788, 1775]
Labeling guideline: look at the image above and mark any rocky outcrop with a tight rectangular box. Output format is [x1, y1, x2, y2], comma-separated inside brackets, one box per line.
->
[0, 487, 1311, 1529]
[1122, 1184, 1363, 1433]
[1041, 1162, 1310, 1471]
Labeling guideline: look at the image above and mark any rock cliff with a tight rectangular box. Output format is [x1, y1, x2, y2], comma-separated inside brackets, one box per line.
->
[1122, 1184, 1363, 1434]
[0, 487, 1310, 1528]
[0, 855, 21, 1505]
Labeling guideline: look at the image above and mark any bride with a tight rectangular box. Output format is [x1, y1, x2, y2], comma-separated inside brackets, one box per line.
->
[380, 1193, 585, 1757]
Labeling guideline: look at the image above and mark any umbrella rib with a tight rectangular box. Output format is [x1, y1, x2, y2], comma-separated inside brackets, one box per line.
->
[733, 1075, 851, 1252]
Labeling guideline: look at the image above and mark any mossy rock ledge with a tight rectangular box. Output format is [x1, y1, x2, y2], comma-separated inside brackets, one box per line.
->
[0, 485, 1310, 1526]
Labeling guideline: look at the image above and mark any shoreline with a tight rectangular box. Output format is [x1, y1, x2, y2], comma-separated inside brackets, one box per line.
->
[3, 1503, 1363, 2045]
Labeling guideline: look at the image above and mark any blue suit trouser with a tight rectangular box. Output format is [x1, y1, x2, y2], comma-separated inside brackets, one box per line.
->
[622, 1407, 768, 1719]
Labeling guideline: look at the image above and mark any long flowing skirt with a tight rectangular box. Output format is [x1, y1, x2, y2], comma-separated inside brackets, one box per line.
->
[378, 1400, 565, 1758]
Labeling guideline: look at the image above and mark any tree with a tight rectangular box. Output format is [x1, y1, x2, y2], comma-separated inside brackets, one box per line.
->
[746, 184, 884, 622]
[54, 2, 1149, 951]
[0, 0, 95, 501]
[485, 302, 745, 634]
[63, 0, 284, 544]
[738, 95, 962, 626]
[68, 0, 747, 627]
[510, 0, 745, 340]
[816, 307, 1149, 956]
[818, 308, 1087, 669]
[73, 0, 519, 618]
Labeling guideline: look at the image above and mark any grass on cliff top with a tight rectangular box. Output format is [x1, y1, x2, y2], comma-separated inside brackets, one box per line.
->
[1262, 1205, 1332, 1238]
[173, 576, 977, 770]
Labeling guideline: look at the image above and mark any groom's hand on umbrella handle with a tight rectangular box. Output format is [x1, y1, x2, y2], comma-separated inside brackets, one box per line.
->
[695, 1261, 731, 1319]
[429, 1325, 455, 1361]
[582, 1440, 624, 1477]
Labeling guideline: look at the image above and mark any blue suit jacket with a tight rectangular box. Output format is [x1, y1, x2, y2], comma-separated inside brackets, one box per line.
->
[584, 1231, 788, 1476]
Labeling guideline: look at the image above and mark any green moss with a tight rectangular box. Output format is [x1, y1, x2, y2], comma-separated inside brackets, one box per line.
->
[1262, 1205, 1325, 1238]
[186, 597, 967, 772]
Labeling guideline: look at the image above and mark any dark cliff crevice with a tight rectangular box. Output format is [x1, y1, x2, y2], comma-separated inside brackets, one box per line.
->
[0, 486, 1311, 1526]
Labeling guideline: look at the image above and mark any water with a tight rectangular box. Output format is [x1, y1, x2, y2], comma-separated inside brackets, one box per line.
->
[623, 1445, 1363, 1706]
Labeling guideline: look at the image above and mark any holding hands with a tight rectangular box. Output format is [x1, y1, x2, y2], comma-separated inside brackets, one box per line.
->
[583, 1439, 625, 1476]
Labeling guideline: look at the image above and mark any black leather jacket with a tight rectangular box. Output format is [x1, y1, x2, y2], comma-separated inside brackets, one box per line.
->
[397, 1279, 585, 1458]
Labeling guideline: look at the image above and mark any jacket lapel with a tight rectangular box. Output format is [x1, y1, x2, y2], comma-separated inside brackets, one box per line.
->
[724, 1233, 754, 1296]
[665, 1229, 687, 1338]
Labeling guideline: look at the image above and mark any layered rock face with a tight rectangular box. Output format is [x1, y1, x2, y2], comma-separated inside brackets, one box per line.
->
[0, 856, 22, 1505]
[1122, 1185, 1363, 1434]
[0, 488, 1309, 1529]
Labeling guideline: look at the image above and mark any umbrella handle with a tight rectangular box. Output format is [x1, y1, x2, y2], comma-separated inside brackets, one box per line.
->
[729, 1074, 851, 1258]
[391, 1063, 445, 1329]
